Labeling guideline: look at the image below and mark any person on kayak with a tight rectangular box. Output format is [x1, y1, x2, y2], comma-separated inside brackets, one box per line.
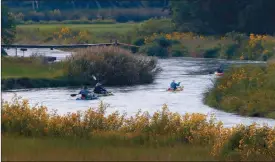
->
[216, 65, 224, 73]
[79, 86, 92, 99]
[94, 83, 107, 94]
[170, 80, 181, 91]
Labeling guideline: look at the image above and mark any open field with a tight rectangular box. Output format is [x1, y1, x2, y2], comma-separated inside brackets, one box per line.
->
[17, 23, 138, 34]
[1, 57, 65, 79]
[15, 23, 139, 44]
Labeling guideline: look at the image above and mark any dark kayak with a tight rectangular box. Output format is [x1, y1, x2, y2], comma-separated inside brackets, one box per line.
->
[76, 96, 98, 100]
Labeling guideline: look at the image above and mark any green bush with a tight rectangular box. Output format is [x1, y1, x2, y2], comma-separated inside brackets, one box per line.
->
[203, 47, 221, 58]
[154, 36, 172, 48]
[204, 64, 275, 119]
[171, 44, 189, 57]
[219, 43, 239, 59]
[138, 43, 169, 57]
[66, 46, 160, 85]
[131, 37, 145, 53]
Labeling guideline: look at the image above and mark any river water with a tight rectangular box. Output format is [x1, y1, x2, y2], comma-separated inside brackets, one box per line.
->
[2, 49, 275, 127]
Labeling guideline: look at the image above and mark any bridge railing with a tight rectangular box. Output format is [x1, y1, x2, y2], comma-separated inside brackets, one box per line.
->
[1, 41, 140, 56]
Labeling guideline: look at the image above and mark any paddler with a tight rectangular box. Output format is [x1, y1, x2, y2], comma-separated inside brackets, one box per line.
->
[79, 86, 93, 99]
[216, 65, 224, 73]
[93, 83, 107, 94]
[170, 80, 181, 91]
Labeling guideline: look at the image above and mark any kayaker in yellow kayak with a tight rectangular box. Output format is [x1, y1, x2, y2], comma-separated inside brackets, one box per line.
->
[170, 80, 181, 91]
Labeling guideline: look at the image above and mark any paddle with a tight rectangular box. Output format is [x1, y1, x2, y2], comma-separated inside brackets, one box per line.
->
[70, 75, 97, 97]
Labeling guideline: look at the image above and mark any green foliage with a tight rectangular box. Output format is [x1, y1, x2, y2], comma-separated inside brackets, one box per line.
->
[135, 18, 176, 36]
[171, 0, 275, 34]
[154, 36, 172, 48]
[204, 64, 275, 119]
[131, 37, 145, 53]
[4, 0, 169, 23]
[171, 45, 189, 57]
[139, 43, 169, 57]
[220, 44, 239, 59]
[138, 37, 174, 57]
[1, 5, 16, 44]
[203, 47, 221, 58]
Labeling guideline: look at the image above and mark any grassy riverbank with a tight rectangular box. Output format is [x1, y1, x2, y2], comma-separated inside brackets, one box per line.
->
[2, 56, 65, 79]
[204, 63, 275, 119]
[2, 99, 275, 161]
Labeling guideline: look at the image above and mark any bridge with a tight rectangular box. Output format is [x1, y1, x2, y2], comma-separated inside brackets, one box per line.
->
[1, 41, 140, 56]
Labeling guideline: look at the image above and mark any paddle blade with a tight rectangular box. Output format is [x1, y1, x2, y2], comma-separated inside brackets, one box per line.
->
[70, 94, 77, 97]
[92, 75, 97, 81]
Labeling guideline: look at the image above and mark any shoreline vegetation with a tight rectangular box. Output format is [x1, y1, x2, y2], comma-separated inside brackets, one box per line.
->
[10, 19, 275, 61]
[1, 46, 159, 90]
[204, 63, 275, 119]
[2, 99, 275, 161]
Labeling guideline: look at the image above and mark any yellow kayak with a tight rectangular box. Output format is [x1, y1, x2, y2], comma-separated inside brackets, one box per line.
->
[167, 86, 184, 92]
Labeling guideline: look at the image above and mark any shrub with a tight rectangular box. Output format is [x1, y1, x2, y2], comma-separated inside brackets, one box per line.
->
[203, 47, 221, 58]
[171, 44, 189, 57]
[65, 46, 160, 85]
[213, 124, 275, 161]
[154, 36, 172, 48]
[204, 64, 275, 119]
[138, 43, 169, 57]
[221, 44, 239, 59]
[2, 98, 275, 161]
[131, 37, 145, 53]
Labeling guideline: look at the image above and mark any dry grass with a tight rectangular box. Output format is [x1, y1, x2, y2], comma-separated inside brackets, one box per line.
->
[2, 98, 275, 161]
[2, 136, 214, 161]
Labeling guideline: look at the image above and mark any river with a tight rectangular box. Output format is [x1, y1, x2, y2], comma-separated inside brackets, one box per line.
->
[2, 48, 275, 127]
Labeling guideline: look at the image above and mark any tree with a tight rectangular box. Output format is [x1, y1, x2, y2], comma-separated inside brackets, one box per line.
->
[171, 0, 275, 35]
[1, 5, 16, 44]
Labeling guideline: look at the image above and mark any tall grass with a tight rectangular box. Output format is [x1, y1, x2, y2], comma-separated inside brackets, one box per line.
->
[65, 46, 160, 85]
[2, 136, 214, 161]
[204, 63, 275, 119]
[2, 98, 275, 161]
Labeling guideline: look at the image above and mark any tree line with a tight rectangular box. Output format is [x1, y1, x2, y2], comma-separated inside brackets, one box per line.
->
[171, 0, 275, 35]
